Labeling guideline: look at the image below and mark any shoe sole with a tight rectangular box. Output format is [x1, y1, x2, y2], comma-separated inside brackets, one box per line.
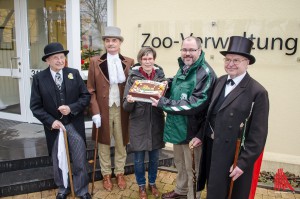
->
[162, 196, 187, 199]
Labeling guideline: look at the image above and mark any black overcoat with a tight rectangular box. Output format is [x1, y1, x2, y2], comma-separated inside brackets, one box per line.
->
[30, 67, 91, 155]
[198, 73, 269, 199]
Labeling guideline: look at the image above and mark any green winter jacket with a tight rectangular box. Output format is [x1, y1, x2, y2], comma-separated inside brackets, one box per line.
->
[158, 52, 217, 144]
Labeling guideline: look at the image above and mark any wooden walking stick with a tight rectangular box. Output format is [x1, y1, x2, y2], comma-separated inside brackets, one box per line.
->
[228, 102, 254, 199]
[90, 127, 99, 195]
[63, 130, 75, 199]
[191, 147, 196, 199]
[228, 123, 244, 199]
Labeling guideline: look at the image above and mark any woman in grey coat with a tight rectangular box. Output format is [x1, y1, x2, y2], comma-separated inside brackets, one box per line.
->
[123, 47, 166, 199]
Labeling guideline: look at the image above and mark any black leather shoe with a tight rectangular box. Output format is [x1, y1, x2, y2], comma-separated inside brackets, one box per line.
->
[56, 193, 68, 199]
[162, 190, 187, 199]
[80, 193, 92, 199]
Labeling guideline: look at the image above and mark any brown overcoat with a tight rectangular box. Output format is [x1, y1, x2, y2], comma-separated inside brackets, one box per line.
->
[87, 53, 134, 145]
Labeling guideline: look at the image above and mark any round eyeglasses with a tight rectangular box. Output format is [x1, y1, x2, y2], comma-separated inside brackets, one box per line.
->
[224, 58, 248, 65]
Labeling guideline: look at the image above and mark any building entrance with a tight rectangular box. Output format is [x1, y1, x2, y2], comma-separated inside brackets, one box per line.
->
[0, 0, 66, 123]
[0, 0, 28, 122]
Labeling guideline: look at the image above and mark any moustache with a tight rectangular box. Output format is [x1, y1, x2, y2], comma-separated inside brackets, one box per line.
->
[184, 55, 193, 58]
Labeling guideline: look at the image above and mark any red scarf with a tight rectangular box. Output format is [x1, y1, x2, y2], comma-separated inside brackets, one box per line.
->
[139, 67, 156, 80]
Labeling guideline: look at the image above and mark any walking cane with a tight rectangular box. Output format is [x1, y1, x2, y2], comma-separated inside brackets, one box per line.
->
[191, 147, 196, 199]
[90, 127, 99, 195]
[228, 123, 244, 199]
[63, 130, 75, 199]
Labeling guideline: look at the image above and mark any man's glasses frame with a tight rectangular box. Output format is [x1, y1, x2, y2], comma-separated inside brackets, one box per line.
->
[224, 58, 248, 65]
[180, 48, 199, 53]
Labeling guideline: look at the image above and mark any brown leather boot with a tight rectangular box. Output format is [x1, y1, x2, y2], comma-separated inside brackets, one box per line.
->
[103, 174, 113, 191]
[116, 173, 126, 190]
[148, 184, 160, 198]
[139, 185, 148, 199]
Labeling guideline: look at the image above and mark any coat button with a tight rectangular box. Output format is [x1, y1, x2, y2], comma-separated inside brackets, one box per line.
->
[230, 112, 234, 116]
[228, 126, 232, 129]
[225, 139, 229, 143]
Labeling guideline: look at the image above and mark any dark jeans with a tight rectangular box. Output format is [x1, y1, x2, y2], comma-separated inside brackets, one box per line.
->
[134, 149, 160, 186]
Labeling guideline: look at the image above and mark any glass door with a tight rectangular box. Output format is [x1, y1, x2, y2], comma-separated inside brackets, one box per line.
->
[0, 0, 27, 121]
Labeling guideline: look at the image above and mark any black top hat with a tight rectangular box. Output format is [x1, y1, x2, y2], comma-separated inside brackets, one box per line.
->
[42, 42, 69, 62]
[220, 36, 256, 65]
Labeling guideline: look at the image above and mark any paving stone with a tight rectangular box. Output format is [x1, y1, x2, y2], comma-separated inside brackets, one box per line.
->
[257, 187, 269, 195]
[255, 193, 264, 199]
[5, 171, 300, 199]
[27, 192, 41, 199]
[12, 194, 28, 199]
[262, 195, 276, 199]
[281, 192, 296, 198]
[267, 189, 276, 197]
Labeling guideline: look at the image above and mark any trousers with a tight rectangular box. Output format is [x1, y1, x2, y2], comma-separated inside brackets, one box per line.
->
[52, 124, 89, 196]
[98, 104, 127, 175]
[174, 144, 202, 199]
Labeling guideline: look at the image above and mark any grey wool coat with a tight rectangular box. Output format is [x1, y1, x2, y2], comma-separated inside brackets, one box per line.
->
[123, 64, 166, 151]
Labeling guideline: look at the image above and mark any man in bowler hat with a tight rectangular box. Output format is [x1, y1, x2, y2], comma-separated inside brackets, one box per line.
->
[30, 42, 91, 199]
[197, 36, 269, 199]
[87, 26, 134, 191]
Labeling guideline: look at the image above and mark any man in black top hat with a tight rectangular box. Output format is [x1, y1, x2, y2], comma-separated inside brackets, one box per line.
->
[30, 42, 92, 199]
[197, 36, 269, 199]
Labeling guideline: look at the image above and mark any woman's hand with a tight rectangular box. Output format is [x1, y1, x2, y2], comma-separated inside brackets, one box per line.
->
[127, 95, 135, 103]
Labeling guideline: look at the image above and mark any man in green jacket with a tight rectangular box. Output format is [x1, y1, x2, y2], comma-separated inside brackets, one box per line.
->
[151, 36, 217, 199]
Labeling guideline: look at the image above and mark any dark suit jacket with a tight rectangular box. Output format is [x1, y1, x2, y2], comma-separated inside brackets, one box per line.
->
[30, 67, 91, 155]
[198, 73, 269, 199]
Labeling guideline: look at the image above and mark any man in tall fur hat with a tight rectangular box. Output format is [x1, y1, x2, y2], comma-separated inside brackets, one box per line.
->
[197, 36, 269, 199]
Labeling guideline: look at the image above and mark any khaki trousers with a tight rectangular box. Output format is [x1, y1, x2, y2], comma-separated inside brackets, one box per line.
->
[174, 144, 202, 199]
[98, 104, 127, 176]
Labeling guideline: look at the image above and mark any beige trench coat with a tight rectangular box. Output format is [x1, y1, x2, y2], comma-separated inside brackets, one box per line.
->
[87, 53, 134, 145]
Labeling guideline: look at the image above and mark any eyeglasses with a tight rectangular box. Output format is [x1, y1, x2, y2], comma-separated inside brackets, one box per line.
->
[50, 55, 66, 61]
[180, 48, 199, 53]
[141, 57, 154, 62]
[224, 58, 248, 65]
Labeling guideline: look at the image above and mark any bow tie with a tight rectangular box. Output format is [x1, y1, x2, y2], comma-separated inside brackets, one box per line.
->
[226, 79, 235, 86]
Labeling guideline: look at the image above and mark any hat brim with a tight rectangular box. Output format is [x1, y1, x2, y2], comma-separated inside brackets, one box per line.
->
[42, 50, 69, 62]
[220, 51, 255, 65]
[102, 36, 124, 42]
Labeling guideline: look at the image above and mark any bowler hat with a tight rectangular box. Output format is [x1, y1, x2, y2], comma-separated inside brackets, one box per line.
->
[220, 36, 256, 65]
[42, 42, 69, 62]
[102, 26, 124, 42]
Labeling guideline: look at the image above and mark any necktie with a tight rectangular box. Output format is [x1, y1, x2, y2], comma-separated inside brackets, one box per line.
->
[55, 73, 62, 90]
[226, 79, 235, 86]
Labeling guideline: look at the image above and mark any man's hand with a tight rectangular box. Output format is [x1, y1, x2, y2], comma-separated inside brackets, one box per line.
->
[58, 105, 71, 115]
[150, 97, 159, 107]
[229, 165, 244, 181]
[52, 120, 65, 131]
[126, 95, 135, 103]
[189, 137, 202, 149]
[92, 114, 101, 128]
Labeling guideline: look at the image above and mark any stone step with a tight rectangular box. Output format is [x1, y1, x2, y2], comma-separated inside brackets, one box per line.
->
[0, 149, 173, 197]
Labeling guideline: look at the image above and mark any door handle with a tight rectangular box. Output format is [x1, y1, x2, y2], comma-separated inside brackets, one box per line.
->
[10, 57, 21, 78]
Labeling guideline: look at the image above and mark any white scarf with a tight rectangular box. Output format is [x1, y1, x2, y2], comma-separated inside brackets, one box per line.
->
[107, 54, 126, 84]
[57, 128, 68, 188]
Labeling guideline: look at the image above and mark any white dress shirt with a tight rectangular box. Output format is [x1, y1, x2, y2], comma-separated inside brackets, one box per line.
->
[224, 72, 246, 97]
